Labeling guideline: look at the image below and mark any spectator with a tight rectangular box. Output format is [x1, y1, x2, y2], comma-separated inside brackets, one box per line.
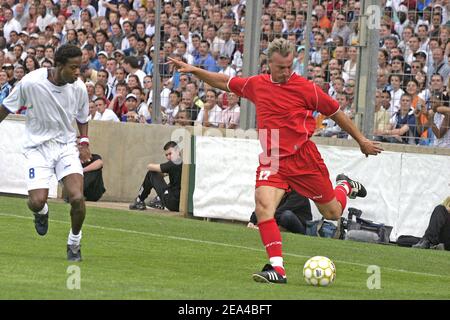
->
[382, 93, 418, 144]
[3, 64, 16, 87]
[109, 82, 128, 120]
[331, 13, 352, 46]
[373, 89, 391, 141]
[174, 109, 190, 127]
[247, 190, 312, 235]
[24, 56, 40, 73]
[413, 197, 450, 250]
[123, 55, 146, 87]
[194, 40, 219, 72]
[164, 90, 181, 125]
[94, 97, 120, 122]
[195, 89, 223, 127]
[219, 91, 240, 129]
[13, 65, 25, 83]
[0, 70, 12, 105]
[122, 93, 140, 122]
[4, 8, 22, 43]
[428, 47, 450, 86]
[80, 150, 106, 202]
[87, 100, 97, 121]
[388, 74, 405, 115]
[426, 91, 450, 147]
[181, 90, 199, 125]
[129, 141, 183, 212]
[36, 3, 57, 32]
[342, 46, 358, 82]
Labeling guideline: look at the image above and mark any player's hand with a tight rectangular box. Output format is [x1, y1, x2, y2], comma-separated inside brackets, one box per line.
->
[78, 144, 92, 164]
[359, 138, 383, 157]
[167, 57, 197, 74]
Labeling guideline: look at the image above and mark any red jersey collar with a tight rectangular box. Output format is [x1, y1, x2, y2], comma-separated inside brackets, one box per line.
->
[269, 72, 296, 84]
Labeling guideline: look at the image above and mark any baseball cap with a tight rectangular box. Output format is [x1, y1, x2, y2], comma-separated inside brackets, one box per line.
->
[113, 49, 125, 56]
[126, 93, 138, 101]
[52, 33, 61, 41]
[20, 31, 29, 37]
[414, 50, 427, 58]
[30, 33, 39, 39]
[219, 53, 230, 59]
[297, 45, 305, 53]
[2, 63, 14, 69]
[85, 80, 95, 87]
[97, 51, 108, 57]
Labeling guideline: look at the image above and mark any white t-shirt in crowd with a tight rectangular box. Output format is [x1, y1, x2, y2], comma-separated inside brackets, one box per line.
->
[93, 109, 120, 122]
[2, 68, 89, 150]
[195, 104, 223, 127]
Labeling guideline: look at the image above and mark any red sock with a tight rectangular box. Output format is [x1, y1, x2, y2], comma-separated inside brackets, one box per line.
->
[334, 181, 351, 212]
[258, 218, 285, 276]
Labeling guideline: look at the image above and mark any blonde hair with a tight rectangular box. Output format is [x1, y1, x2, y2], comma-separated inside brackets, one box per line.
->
[267, 38, 295, 60]
[443, 196, 450, 208]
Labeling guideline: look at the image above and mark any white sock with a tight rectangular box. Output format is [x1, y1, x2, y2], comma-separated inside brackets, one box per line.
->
[270, 256, 284, 269]
[36, 203, 48, 215]
[67, 229, 82, 246]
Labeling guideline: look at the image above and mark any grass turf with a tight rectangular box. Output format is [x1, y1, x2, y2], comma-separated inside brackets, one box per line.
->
[0, 195, 449, 300]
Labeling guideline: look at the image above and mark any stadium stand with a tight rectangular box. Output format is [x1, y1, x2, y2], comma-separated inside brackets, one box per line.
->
[0, 0, 448, 147]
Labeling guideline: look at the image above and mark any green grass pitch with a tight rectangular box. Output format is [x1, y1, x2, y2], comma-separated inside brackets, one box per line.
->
[1, 195, 449, 300]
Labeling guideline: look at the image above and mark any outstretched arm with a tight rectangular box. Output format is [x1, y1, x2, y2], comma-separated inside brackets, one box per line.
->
[0, 105, 10, 123]
[331, 110, 384, 157]
[168, 57, 230, 92]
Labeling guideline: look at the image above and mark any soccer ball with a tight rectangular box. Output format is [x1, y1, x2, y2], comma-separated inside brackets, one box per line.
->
[303, 256, 336, 287]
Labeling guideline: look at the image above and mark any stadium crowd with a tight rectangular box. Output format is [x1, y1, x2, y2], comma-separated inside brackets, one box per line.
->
[0, 0, 449, 147]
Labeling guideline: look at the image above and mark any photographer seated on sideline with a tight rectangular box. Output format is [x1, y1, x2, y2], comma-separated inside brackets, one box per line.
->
[82, 153, 106, 202]
[63, 146, 106, 202]
[413, 197, 450, 250]
[129, 141, 182, 212]
[247, 190, 312, 234]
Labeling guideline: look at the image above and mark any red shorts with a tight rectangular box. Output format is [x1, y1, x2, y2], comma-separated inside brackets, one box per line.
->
[255, 140, 335, 204]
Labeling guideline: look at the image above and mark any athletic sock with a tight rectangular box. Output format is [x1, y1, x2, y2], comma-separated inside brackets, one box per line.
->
[334, 181, 351, 211]
[258, 218, 285, 277]
[67, 229, 82, 246]
[36, 203, 48, 215]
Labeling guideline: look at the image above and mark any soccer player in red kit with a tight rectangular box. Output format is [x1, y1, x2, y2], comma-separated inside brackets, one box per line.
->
[169, 38, 383, 284]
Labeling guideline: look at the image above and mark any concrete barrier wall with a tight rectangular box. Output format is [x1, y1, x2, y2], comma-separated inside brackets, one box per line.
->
[2, 116, 449, 212]
[88, 120, 178, 202]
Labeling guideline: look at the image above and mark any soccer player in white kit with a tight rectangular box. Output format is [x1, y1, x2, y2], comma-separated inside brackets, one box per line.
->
[0, 44, 90, 261]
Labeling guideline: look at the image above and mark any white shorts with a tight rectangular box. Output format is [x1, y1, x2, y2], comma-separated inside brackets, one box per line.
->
[24, 141, 83, 191]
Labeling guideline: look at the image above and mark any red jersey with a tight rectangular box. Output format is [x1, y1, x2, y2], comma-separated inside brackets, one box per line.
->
[228, 73, 339, 159]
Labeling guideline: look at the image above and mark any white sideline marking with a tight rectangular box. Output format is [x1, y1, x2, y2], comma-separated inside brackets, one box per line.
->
[1, 212, 449, 280]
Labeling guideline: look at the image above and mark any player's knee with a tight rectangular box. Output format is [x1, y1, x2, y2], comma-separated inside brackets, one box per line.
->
[28, 196, 47, 212]
[68, 193, 84, 208]
[255, 198, 275, 221]
[321, 209, 342, 221]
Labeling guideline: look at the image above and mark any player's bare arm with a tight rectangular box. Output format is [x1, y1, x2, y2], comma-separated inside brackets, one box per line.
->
[83, 157, 103, 173]
[147, 163, 162, 172]
[331, 110, 383, 157]
[77, 121, 91, 164]
[0, 105, 10, 123]
[168, 57, 230, 92]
